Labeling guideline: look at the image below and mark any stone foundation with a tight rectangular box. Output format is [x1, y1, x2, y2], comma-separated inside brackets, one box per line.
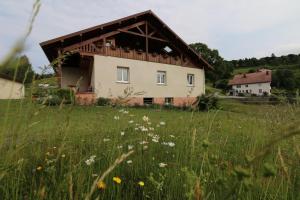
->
[76, 94, 197, 107]
[76, 92, 96, 105]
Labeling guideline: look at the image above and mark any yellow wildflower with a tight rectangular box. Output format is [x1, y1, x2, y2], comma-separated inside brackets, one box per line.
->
[37, 166, 42, 171]
[97, 181, 106, 190]
[113, 176, 121, 184]
[138, 181, 144, 187]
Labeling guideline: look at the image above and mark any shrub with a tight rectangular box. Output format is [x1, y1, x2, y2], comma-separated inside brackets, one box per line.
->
[97, 97, 111, 106]
[34, 88, 74, 106]
[55, 88, 75, 104]
[195, 94, 219, 111]
[36, 95, 62, 106]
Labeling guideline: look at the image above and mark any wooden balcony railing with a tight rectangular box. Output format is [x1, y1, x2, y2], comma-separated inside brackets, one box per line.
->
[76, 44, 182, 66]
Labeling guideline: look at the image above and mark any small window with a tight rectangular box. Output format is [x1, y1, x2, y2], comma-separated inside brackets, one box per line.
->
[187, 74, 195, 86]
[143, 98, 153, 105]
[246, 90, 248, 93]
[259, 89, 262, 93]
[117, 67, 129, 82]
[157, 71, 166, 85]
[245, 84, 248, 87]
[165, 97, 174, 105]
[236, 85, 241, 88]
[163, 46, 172, 53]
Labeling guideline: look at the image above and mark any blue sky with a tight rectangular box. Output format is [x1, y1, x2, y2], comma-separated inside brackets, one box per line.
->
[0, 0, 300, 72]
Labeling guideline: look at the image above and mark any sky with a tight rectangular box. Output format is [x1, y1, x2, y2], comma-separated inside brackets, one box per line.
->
[0, 0, 300, 72]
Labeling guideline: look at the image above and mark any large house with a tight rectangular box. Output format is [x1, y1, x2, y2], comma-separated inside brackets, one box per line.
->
[40, 10, 211, 106]
[228, 69, 272, 96]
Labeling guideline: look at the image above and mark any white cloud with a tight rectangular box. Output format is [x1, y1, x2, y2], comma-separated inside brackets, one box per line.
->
[0, 0, 300, 71]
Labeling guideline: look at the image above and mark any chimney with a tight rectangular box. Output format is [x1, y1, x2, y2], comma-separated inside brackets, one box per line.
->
[266, 71, 269, 75]
[243, 74, 246, 78]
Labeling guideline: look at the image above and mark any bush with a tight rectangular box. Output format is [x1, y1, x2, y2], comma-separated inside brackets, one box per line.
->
[55, 89, 74, 104]
[97, 97, 111, 106]
[36, 95, 62, 106]
[195, 94, 219, 111]
[34, 88, 74, 106]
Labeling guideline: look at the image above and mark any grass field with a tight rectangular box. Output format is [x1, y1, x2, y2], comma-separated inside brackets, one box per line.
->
[0, 100, 299, 199]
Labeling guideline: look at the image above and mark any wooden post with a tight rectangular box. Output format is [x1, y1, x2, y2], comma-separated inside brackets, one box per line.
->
[103, 38, 107, 55]
[145, 21, 149, 61]
[57, 49, 62, 88]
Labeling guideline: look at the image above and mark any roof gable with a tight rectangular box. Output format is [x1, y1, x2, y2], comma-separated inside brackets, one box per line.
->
[40, 10, 212, 70]
[229, 69, 272, 85]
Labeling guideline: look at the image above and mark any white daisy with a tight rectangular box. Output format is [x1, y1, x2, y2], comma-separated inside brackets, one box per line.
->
[160, 121, 166, 126]
[114, 116, 120, 120]
[126, 160, 133, 164]
[159, 162, 167, 168]
[143, 116, 149, 122]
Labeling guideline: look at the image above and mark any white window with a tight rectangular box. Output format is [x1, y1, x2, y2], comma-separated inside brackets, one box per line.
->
[236, 85, 241, 88]
[157, 71, 166, 85]
[117, 67, 129, 82]
[259, 89, 262, 93]
[187, 74, 195, 86]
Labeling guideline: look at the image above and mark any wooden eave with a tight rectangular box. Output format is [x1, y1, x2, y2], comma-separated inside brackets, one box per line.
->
[40, 10, 212, 70]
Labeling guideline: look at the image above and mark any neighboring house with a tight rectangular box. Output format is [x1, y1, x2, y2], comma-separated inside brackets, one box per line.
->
[0, 74, 25, 99]
[40, 10, 212, 106]
[228, 69, 272, 96]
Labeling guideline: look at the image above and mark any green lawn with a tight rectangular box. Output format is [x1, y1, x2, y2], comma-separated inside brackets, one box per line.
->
[0, 100, 299, 199]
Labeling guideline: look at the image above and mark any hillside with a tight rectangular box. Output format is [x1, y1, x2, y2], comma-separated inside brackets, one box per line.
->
[233, 64, 300, 76]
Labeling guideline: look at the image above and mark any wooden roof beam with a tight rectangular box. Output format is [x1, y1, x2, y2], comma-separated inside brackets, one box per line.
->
[63, 30, 120, 52]
[118, 29, 169, 43]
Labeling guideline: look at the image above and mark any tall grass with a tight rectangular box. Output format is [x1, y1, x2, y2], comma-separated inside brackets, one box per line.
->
[0, 101, 299, 199]
[0, 1, 300, 199]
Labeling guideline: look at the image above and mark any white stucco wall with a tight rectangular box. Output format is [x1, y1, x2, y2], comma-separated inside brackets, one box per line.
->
[0, 78, 25, 99]
[232, 82, 271, 95]
[93, 55, 205, 98]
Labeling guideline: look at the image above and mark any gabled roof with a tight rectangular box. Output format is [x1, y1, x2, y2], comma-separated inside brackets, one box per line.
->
[0, 73, 23, 83]
[228, 69, 272, 85]
[40, 10, 212, 70]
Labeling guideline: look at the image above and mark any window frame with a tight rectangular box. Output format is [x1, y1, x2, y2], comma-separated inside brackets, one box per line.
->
[157, 71, 166, 85]
[187, 74, 195, 86]
[117, 66, 129, 83]
[165, 97, 174, 105]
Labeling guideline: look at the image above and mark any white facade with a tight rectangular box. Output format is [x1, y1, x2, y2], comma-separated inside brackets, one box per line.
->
[91, 55, 205, 98]
[232, 82, 271, 96]
[0, 77, 25, 99]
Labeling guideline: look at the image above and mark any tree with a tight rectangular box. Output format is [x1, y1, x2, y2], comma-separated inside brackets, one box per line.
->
[271, 69, 296, 90]
[189, 43, 234, 86]
[0, 55, 34, 83]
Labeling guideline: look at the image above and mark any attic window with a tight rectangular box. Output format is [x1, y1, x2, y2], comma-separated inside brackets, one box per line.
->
[163, 46, 172, 53]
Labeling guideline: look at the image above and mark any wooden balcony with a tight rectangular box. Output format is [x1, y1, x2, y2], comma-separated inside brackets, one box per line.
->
[76, 45, 183, 66]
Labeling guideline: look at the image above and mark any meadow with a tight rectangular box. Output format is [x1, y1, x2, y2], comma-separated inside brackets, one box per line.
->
[0, 99, 299, 200]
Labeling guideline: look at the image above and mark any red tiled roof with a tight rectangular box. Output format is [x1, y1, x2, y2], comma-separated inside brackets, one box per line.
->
[228, 69, 271, 85]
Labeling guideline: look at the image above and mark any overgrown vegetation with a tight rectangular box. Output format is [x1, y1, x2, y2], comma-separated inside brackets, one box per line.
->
[0, 100, 299, 199]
